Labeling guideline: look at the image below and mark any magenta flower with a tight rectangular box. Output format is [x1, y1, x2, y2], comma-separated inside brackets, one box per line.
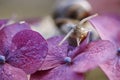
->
[89, 15, 120, 80]
[30, 33, 116, 80]
[0, 20, 48, 80]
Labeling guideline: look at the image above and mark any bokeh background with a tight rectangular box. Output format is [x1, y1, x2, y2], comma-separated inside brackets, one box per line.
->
[0, 0, 55, 19]
[0, 0, 120, 19]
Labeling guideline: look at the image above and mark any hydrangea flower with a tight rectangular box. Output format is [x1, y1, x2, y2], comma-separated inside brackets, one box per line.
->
[30, 32, 116, 80]
[89, 15, 120, 80]
[0, 20, 48, 80]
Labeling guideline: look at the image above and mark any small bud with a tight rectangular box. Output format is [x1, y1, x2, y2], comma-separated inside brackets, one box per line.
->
[0, 55, 5, 64]
[64, 57, 72, 63]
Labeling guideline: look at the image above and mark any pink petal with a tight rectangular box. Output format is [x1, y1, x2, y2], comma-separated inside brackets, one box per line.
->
[0, 22, 30, 56]
[30, 65, 84, 80]
[40, 36, 68, 70]
[0, 19, 8, 27]
[89, 15, 120, 48]
[0, 63, 28, 80]
[73, 40, 117, 72]
[100, 57, 120, 80]
[7, 30, 48, 74]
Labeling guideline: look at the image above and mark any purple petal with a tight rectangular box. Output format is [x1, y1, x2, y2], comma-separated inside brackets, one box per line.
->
[2, 22, 31, 44]
[100, 57, 120, 80]
[7, 30, 48, 74]
[73, 40, 117, 72]
[0, 63, 28, 80]
[0, 22, 30, 56]
[40, 36, 68, 70]
[30, 65, 84, 80]
[89, 15, 120, 48]
[0, 19, 8, 27]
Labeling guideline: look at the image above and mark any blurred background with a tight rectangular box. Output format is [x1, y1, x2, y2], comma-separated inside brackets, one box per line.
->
[0, 0, 55, 19]
[0, 0, 120, 19]
[0, 0, 120, 80]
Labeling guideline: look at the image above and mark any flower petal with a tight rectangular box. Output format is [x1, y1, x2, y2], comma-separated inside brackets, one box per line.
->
[89, 15, 120, 48]
[100, 57, 120, 80]
[40, 36, 68, 70]
[30, 65, 84, 80]
[73, 40, 117, 72]
[7, 30, 48, 74]
[0, 19, 8, 27]
[0, 22, 30, 56]
[0, 63, 28, 80]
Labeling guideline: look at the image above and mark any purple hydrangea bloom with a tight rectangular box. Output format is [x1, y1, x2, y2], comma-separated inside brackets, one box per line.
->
[0, 21, 48, 76]
[30, 33, 116, 80]
[89, 15, 120, 80]
[89, 15, 120, 48]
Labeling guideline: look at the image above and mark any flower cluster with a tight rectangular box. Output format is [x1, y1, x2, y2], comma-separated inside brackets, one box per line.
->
[0, 0, 120, 80]
[29, 15, 120, 80]
[0, 20, 48, 80]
